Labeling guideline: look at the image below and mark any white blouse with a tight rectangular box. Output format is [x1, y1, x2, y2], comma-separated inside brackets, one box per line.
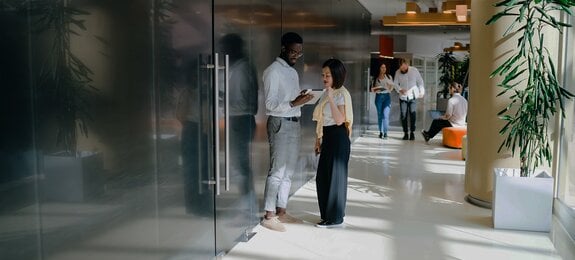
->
[322, 92, 345, 126]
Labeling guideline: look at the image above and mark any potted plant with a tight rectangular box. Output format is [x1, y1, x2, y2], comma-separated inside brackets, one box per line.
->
[486, 0, 575, 231]
[436, 51, 469, 110]
[437, 51, 457, 98]
[30, 0, 103, 202]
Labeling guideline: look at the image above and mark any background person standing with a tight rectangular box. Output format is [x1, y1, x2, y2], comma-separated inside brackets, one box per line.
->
[393, 58, 425, 140]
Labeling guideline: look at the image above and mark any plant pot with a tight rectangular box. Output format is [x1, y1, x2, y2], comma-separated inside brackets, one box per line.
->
[42, 151, 104, 202]
[492, 168, 553, 232]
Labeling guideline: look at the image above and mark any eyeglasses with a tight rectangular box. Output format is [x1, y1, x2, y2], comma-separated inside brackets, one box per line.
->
[287, 48, 304, 58]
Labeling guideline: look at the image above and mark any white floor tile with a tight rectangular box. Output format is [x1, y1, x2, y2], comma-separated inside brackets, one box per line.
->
[224, 131, 562, 260]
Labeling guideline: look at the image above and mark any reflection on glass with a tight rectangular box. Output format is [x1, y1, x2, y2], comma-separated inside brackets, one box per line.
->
[175, 59, 213, 216]
[219, 33, 258, 208]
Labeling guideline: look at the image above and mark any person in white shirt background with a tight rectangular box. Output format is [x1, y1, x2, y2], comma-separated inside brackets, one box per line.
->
[260, 32, 314, 232]
[371, 62, 394, 139]
[393, 58, 425, 140]
[421, 82, 468, 142]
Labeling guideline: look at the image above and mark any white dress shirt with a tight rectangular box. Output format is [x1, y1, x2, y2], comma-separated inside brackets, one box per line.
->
[263, 57, 301, 117]
[445, 93, 468, 127]
[393, 66, 425, 100]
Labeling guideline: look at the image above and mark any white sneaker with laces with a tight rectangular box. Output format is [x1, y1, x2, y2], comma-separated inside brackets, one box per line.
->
[261, 217, 286, 232]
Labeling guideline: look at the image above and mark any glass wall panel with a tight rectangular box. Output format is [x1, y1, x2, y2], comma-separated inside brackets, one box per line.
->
[280, 0, 371, 195]
[558, 13, 575, 211]
[156, 0, 216, 258]
[0, 0, 371, 259]
[0, 4, 41, 260]
[34, 1, 161, 259]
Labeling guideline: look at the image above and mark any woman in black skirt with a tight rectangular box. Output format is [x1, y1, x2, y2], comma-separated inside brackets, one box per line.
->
[312, 58, 353, 228]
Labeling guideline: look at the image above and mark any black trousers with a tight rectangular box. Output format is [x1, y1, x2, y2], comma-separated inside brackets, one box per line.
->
[316, 124, 350, 223]
[426, 119, 453, 138]
[400, 99, 417, 133]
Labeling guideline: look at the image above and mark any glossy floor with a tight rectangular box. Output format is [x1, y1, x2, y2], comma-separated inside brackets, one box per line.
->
[224, 129, 564, 260]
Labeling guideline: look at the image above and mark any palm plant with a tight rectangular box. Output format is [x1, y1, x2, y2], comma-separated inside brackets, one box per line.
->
[486, 0, 575, 177]
[31, 0, 98, 156]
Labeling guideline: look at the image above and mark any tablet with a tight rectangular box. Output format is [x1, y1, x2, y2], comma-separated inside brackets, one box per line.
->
[303, 89, 324, 105]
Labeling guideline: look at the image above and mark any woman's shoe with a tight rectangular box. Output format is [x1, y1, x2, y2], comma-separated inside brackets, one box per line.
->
[383, 133, 388, 139]
[315, 220, 344, 228]
[379, 132, 383, 139]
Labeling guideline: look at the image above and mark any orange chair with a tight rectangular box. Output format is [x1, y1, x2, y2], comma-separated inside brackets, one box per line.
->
[442, 127, 467, 149]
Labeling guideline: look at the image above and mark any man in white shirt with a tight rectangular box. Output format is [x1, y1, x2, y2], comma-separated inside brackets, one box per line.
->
[261, 32, 313, 232]
[421, 82, 468, 142]
[393, 58, 425, 140]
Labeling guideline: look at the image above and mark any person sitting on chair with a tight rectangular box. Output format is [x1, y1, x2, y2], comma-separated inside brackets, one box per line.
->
[421, 82, 468, 142]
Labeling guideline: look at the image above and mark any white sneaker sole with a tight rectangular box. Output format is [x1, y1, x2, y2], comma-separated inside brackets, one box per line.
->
[315, 223, 344, 228]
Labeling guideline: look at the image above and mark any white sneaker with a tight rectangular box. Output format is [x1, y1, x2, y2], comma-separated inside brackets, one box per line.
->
[261, 217, 286, 232]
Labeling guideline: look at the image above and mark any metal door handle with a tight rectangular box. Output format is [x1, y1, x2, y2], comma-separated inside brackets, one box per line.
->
[214, 53, 221, 195]
[224, 54, 230, 192]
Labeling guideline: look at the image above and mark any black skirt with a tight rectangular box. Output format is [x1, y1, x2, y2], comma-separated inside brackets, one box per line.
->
[316, 124, 351, 223]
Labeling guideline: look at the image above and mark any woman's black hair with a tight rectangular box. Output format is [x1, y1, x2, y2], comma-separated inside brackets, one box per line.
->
[323, 58, 346, 89]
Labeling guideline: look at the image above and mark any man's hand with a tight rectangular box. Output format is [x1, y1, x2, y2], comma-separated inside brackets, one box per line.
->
[399, 89, 407, 95]
[291, 92, 314, 107]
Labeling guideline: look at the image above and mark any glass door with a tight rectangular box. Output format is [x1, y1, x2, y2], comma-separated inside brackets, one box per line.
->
[213, 1, 263, 256]
[156, 0, 216, 258]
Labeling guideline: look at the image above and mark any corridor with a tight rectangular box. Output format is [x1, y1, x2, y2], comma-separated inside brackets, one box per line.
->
[224, 129, 561, 260]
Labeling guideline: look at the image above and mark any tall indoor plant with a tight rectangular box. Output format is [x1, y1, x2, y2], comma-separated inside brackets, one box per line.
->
[486, 0, 575, 231]
[30, 0, 103, 201]
[32, 0, 98, 156]
[487, 0, 574, 177]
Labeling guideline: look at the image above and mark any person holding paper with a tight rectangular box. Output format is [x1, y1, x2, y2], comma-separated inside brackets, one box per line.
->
[393, 58, 425, 141]
[312, 58, 353, 228]
[370, 62, 394, 139]
[261, 32, 313, 232]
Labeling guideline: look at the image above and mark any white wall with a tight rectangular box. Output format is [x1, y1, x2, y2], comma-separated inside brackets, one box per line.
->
[406, 33, 470, 57]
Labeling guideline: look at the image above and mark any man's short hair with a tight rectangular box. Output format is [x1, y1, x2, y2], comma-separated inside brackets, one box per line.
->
[281, 32, 303, 47]
[397, 58, 408, 65]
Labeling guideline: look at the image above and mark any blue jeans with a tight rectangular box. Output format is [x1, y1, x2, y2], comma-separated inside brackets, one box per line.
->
[400, 99, 417, 133]
[375, 93, 391, 134]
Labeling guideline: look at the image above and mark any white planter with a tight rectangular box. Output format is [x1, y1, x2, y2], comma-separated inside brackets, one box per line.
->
[42, 151, 103, 202]
[492, 168, 554, 232]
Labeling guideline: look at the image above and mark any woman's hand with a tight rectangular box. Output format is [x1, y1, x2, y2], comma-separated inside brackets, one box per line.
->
[314, 138, 321, 155]
[326, 86, 334, 98]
